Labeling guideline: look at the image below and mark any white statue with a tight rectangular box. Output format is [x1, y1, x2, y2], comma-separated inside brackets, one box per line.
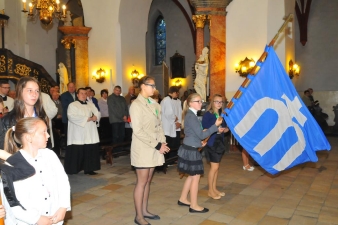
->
[63, 11, 72, 26]
[58, 62, 69, 94]
[194, 47, 209, 101]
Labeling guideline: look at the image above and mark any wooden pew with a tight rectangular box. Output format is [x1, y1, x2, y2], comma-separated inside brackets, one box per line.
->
[101, 141, 131, 165]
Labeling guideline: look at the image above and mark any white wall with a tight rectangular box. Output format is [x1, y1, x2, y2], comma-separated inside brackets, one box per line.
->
[119, 0, 152, 93]
[81, 0, 121, 96]
[82, 0, 153, 97]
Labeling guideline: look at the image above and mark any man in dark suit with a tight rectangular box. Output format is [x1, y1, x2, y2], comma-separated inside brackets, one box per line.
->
[107, 85, 129, 145]
[85, 87, 100, 111]
[61, 82, 76, 137]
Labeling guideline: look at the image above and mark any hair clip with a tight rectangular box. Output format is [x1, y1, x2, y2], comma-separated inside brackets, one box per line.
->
[12, 126, 15, 132]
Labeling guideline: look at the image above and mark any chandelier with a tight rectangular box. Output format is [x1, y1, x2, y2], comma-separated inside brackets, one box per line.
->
[21, 0, 66, 26]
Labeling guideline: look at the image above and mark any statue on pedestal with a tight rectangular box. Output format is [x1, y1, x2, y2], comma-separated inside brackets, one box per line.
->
[58, 62, 69, 94]
[194, 47, 209, 102]
[63, 11, 72, 26]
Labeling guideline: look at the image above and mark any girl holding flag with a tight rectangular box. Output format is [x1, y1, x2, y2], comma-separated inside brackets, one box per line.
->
[177, 93, 224, 213]
[202, 94, 229, 200]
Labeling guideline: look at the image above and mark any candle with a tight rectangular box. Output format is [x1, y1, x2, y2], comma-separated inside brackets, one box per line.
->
[22, 0, 27, 11]
[29, 2, 33, 14]
[62, 5, 66, 16]
[56, 0, 60, 11]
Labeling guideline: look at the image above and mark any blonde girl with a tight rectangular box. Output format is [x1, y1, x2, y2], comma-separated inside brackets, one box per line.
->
[202, 94, 229, 199]
[177, 93, 224, 213]
[5, 117, 70, 225]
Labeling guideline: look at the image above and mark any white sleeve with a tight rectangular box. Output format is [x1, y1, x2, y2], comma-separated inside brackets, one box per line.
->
[67, 103, 88, 127]
[11, 189, 41, 224]
[41, 93, 58, 119]
[49, 150, 71, 210]
[161, 98, 176, 122]
[4, 97, 14, 112]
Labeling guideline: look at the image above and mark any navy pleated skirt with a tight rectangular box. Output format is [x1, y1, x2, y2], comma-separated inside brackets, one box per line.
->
[177, 144, 204, 175]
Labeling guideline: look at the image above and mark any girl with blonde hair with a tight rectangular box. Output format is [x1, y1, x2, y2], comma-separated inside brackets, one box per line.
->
[202, 94, 229, 199]
[4, 117, 70, 224]
[177, 93, 225, 213]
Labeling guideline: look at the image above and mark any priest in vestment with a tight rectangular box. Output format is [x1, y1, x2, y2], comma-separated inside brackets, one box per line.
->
[64, 88, 101, 175]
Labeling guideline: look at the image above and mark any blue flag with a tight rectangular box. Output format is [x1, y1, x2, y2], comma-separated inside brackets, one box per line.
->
[222, 46, 330, 175]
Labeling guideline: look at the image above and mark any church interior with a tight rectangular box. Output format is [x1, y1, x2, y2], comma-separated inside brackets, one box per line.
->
[1, 0, 338, 224]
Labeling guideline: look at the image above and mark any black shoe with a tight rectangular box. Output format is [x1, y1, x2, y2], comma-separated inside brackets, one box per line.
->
[189, 207, 209, 213]
[134, 218, 150, 225]
[84, 171, 98, 175]
[177, 200, 190, 207]
[143, 215, 160, 220]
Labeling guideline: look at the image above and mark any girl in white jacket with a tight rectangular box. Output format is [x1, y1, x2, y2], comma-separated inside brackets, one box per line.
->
[5, 117, 71, 224]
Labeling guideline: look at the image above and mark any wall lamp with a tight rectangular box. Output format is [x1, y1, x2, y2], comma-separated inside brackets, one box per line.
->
[235, 57, 256, 77]
[131, 67, 144, 88]
[174, 79, 182, 88]
[289, 60, 300, 79]
[92, 68, 106, 83]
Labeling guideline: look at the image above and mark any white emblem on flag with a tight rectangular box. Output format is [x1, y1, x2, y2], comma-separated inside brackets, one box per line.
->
[234, 94, 308, 171]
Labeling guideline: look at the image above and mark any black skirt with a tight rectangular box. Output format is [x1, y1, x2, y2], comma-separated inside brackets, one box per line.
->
[203, 134, 225, 163]
[64, 143, 101, 174]
[177, 144, 204, 175]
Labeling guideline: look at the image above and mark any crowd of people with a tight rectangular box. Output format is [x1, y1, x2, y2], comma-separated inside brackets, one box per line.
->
[0, 76, 258, 225]
[0, 78, 70, 224]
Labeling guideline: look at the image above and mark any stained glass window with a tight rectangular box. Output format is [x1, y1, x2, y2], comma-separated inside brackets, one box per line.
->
[155, 16, 166, 65]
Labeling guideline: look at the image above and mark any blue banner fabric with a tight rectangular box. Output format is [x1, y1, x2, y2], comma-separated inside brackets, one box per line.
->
[222, 46, 330, 175]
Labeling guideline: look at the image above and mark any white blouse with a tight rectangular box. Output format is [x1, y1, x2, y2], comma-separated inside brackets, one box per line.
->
[11, 149, 71, 225]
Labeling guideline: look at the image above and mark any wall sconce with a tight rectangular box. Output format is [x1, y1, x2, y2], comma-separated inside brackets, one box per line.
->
[235, 57, 255, 77]
[92, 68, 106, 83]
[131, 67, 144, 88]
[289, 60, 300, 79]
[131, 68, 140, 79]
[174, 79, 182, 88]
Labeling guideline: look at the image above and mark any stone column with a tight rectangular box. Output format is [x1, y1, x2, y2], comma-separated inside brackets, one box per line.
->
[192, 15, 207, 59]
[209, 12, 226, 98]
[58, 26, 91, 88]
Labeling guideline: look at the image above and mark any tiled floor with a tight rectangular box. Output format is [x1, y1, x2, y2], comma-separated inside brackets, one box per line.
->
[64, 136, 338, 225]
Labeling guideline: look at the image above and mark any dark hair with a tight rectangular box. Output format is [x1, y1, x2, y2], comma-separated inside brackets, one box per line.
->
[139, 76, 155, 89]
[130, 96, 137, 103]
[100, 89, 108, 96]
[168, 86, 179, 94]
[84, 86, 91, 90]
[0, 80, 9, 86]
[5, 117, 44, 154]
[114, 85, 121, 90]
[304, 90, 310, 94]
[14, 77, 48, 125]
[76, 87, 86, 94]
[91, 89, 95, 95]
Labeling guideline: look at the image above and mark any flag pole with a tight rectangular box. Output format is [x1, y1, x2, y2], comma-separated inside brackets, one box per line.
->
[227, 14, 294, 110]
[0, 194, 4, 225]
